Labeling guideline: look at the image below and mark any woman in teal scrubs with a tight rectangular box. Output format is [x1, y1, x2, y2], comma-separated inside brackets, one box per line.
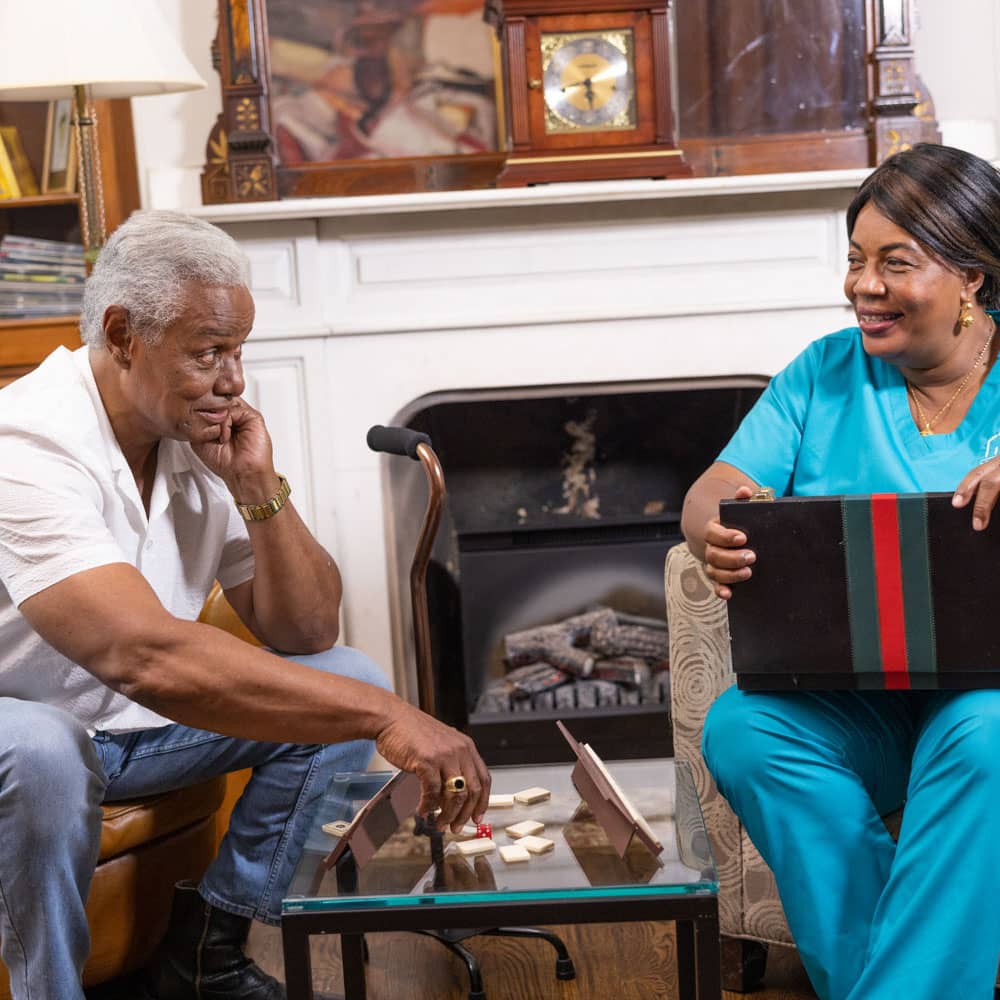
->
[682, 143, 1000, 1000]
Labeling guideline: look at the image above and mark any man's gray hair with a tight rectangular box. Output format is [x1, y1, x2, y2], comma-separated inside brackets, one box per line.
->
[80, 210, 249, 348]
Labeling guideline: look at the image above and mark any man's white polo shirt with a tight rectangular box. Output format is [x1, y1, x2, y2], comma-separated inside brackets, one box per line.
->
[0, 346, 255, 733]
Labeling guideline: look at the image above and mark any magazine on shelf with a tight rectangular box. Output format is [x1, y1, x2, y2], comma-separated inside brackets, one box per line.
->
[0, 247, 84, 263]
[0, 268, 84, 284]
[1, 235, 84, 252]
[0, 234, 87, 317]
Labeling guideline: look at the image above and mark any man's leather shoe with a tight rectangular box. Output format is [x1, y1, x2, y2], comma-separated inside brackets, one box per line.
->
[141, 880, 285, 999]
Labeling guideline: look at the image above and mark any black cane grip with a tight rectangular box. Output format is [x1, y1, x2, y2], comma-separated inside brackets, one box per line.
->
[366, 425, 432, 460]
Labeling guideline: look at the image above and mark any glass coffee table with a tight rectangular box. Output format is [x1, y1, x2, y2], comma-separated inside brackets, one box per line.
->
[281, 757, 720, 999]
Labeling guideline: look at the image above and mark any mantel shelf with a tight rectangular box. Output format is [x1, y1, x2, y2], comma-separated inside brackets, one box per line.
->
[190, 166, 874, 225]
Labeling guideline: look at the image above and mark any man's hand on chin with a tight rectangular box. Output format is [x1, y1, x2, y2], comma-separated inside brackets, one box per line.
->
[191, 397, 275, 491]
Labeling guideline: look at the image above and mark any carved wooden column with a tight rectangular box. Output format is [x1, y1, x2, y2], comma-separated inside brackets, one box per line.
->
[201, 0, 278, 204]
[868, 0, 940, 162]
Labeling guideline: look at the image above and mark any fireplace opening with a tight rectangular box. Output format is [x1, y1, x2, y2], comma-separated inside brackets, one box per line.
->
[385, 377, 765, 764]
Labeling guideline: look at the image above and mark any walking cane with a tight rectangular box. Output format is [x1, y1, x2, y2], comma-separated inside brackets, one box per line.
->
[366, 424, 446, 718]
[365, 424, 576, 998]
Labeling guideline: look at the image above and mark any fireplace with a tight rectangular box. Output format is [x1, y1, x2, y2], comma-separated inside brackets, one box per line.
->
[201, 170, 853, 708]
[386, 376, 766, 764]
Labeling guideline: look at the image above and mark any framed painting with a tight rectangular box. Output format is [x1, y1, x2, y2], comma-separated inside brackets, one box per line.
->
[200, 0, 938, 202]
[42, 98, 77, 194]
[202, 0, 505, 202]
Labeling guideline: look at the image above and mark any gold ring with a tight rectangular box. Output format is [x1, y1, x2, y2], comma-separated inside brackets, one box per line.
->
[444, 776, 466, 794]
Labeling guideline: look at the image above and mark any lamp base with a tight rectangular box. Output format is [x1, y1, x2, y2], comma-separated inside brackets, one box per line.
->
[72, 83, 106, 259]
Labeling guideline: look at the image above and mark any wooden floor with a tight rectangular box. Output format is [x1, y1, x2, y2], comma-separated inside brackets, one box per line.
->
[87, 922, 819, 1000]
[254, 921, 819, 1000]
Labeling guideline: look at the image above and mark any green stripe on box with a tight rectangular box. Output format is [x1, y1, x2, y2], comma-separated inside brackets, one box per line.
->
[896, 494, 938, 680]
[842, 497, 882, 675]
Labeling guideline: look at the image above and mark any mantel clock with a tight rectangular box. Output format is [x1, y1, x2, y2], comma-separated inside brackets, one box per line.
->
[490, 0, 691, 186]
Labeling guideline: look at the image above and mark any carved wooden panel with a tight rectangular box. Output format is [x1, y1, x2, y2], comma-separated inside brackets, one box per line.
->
[868, 0, 938, 161]
[201, 0, 278, 204]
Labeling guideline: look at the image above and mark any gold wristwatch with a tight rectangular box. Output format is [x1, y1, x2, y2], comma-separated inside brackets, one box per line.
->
[235, 474, 291, 522]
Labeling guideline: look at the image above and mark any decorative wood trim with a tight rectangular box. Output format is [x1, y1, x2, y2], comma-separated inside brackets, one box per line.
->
[506, 18, 532, 148]
[650, 6, 673, 144]
[867, 0, 940, 161]
[201, 0, 278, 204]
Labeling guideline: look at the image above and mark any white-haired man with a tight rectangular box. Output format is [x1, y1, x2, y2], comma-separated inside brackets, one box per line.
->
[0, 211, 490, 1000]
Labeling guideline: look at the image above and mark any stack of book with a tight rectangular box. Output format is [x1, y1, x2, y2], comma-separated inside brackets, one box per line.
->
[0, 236, 85, 320]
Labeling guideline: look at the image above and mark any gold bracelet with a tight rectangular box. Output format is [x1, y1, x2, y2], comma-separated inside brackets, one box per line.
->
[235, 474, 291, 522]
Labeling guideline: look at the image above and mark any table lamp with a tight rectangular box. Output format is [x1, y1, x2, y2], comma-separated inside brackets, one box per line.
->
[0, 0, 206, 259]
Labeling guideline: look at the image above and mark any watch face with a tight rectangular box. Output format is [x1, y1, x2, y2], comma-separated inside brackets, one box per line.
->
[541, 29, 637, 134]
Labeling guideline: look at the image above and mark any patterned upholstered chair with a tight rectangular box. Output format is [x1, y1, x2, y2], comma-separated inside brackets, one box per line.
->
[665, 541, 1000, 995]
[664, 541, 780, 990]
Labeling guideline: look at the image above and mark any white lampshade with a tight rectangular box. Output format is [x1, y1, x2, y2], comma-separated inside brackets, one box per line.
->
[0, 0, 206, 101]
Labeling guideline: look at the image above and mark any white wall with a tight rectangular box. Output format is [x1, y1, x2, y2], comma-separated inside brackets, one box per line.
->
[912, 0, 999, 159]
[130, 1, 218, 209]
[131, 0, 1000, 211]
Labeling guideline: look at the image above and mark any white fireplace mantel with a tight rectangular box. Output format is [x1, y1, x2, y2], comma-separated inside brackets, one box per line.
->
[193, 167, 871, 223]
[190, 174, 861, 697]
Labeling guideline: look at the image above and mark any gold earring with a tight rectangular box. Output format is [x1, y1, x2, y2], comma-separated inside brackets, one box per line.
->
[961, 299, 976, 328]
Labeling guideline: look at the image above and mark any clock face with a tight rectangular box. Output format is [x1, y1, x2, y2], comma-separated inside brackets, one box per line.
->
[541, 30, 637, 134]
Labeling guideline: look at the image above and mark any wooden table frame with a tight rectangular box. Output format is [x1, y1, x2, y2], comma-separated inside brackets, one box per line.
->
[281, 889, 720, 999]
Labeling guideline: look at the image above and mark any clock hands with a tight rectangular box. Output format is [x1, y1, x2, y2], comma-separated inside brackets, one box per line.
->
[561, 74, 617, 109]
[564, 65, 621, 87]
[562, 77, 597, 107]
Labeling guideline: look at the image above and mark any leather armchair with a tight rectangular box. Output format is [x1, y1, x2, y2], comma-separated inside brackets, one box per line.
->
[0, 775, 226, 999]
[0, 585, 252, 999]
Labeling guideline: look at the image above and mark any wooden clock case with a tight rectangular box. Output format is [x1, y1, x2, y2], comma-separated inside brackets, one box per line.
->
[492, 0, 692, 186]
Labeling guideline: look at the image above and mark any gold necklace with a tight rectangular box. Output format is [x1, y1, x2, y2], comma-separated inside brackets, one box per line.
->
[907, 316, 997, 436]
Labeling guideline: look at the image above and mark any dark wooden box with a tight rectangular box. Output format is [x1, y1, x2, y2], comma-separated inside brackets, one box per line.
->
[720, 493, 1000, 690]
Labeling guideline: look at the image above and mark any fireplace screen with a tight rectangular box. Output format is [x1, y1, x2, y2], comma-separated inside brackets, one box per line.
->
[387, 378, 766, 764]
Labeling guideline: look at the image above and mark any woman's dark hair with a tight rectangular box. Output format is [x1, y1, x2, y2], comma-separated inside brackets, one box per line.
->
[846, 143, 1000, 308]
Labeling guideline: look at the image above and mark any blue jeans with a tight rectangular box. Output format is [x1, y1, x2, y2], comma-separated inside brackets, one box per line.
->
[0, 646, 386, 1000]
[703, 686, 1000, 1000]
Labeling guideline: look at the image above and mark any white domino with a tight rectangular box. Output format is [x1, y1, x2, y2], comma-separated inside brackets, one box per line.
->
[488, 794, 515, 809]
[506, 819, 545, 839]
[518, 835, 555, 855]
[456, 838, 496, 857]
[513, 786, 551, 805]
[499, 844, 531, 864]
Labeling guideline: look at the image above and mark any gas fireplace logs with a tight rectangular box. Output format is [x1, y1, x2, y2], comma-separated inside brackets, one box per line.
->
[476, 606, 669, 715]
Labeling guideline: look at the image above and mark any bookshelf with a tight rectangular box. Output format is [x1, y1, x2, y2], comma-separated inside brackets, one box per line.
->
[0, 99, 140, 384]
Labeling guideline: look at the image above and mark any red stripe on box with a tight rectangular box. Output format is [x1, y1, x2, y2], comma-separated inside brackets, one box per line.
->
[870, 494, 910, 690]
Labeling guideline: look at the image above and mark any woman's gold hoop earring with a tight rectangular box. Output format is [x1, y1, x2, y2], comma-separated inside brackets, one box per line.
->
[961, 299, 976, 328]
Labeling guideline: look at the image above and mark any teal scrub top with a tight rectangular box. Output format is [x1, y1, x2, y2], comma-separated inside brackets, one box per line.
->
[717, 322, 1000, 497]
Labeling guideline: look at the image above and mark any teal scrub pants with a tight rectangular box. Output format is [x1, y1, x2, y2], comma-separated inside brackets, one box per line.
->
[702, 686, 1000, 1000]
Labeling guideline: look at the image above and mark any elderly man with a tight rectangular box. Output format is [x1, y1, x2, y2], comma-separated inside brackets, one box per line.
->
[0, 211, 489, 1000]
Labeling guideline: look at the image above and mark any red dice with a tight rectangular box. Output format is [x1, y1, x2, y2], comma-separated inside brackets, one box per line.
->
[475, 823, 493, 839]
